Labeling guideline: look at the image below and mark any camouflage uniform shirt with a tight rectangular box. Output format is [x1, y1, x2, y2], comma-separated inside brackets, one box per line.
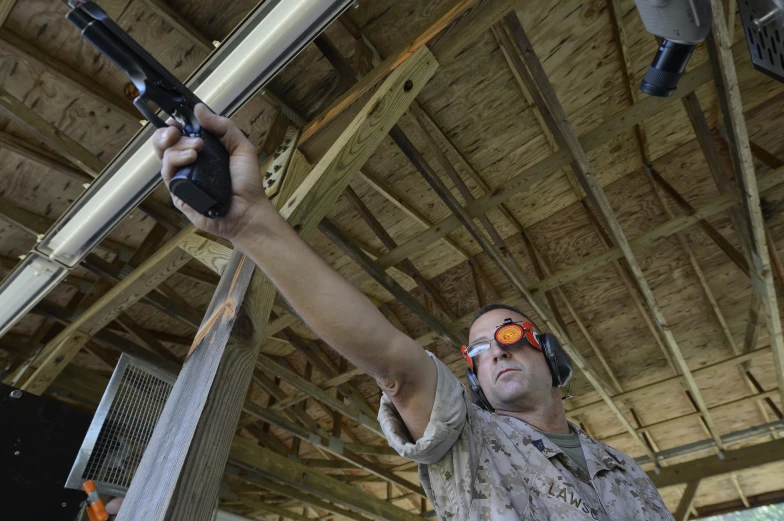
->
[378, 353, 674, 520]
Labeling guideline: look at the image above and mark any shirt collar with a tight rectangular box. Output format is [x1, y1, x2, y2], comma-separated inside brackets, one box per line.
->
[502, 416, 625, 478]
[571, 423, 626, 478]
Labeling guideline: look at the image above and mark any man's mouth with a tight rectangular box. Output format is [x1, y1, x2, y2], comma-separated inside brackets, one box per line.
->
[496, 368, 519, 381]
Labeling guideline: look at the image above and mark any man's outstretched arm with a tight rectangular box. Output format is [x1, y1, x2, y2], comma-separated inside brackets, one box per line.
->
[153, 105, 437, 440]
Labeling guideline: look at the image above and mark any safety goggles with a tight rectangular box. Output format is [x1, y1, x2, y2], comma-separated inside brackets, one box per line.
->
[461, 318, 540, 371]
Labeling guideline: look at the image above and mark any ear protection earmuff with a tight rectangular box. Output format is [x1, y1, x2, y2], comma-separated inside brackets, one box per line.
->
[463, 318, 574, 411]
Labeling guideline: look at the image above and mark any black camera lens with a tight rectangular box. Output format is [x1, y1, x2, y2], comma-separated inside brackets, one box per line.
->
[640, 40, 697, 97]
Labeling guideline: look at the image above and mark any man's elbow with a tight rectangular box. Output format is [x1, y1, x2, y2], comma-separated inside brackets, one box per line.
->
[374, 335, 432, 401]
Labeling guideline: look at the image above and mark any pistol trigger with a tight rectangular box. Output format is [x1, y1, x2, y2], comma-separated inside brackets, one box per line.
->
[133, 97, 167, 128]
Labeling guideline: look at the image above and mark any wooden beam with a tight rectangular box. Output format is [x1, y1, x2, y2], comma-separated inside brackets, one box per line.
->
[300, 0, 480, 145]
[256, 354, 382, 437]
[0, 0, 16, 27]
[344, 185, 457, 320]
[648, 167, 749, 274]
[411, 163, 784, 348]
[355, 168, 471, 260]
[567, 346, 773, 418]
[646, 165, 775, 431]
[501, 11, 726, 449]
[319, 218, 465, 347]
[229, 439, 423, 521]
[242, 402, 425, 500]
[117, 48, 438, 521]
[0, 86, 104, 176]
[389, 116, 656, 459]
[0, 131, 91, 183]
[139, 0, 213, 52]
[731, 474, 751, 509]
[649, 438, 784, 488]
[374, 42, 748, 270]
[675, 481, 700, 521]
[707, 0, 784, 406]
[0, 28, 137, 119]
[20, 226, 197, 394]
[229, 473, 373, 521]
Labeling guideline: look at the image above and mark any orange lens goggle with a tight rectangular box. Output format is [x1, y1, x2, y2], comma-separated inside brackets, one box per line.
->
[462, 319, 540, 371]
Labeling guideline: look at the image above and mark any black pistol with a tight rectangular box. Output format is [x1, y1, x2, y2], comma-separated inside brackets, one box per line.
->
[65, 0, 232, 218]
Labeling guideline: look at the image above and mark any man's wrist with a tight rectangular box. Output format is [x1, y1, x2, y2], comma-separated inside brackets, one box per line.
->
[231, 199, 284, 253]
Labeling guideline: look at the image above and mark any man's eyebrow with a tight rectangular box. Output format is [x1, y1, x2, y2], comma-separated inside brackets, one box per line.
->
[468, 336, 490, 346]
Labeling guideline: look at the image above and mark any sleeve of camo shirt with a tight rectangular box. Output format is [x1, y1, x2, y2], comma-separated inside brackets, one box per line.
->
[378, 351, 483, 517]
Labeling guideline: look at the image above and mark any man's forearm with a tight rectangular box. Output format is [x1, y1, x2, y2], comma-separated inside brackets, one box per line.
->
[231, 201, 417, 380]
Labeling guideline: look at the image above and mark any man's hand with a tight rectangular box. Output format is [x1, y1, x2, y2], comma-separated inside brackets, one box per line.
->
[152, 104, 272, 240]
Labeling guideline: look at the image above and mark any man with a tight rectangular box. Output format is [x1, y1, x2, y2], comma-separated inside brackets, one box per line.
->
[153, 106, 674, 520]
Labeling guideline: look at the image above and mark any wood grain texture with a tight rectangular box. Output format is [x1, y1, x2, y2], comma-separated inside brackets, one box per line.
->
[256, 352, 382, 437]
[650, 438, 784, 488]
[505, 12, 729, 449]
[286, 46, 438, 237]
[300, 0, 469, 145]
[320, 217, 464, 348]
[242, 402, 426, 500]
[675, 481, 701, 521]
[229, 438, 424, 521]
[0, 130, 91, 183]
[0, 85, 104, 176]
[707, 0, 784, 407]
[21, 226, 197, 394]
[567, 346, 773, 418]
[374, 49, 736, 270]
[0, 28, 137, 119]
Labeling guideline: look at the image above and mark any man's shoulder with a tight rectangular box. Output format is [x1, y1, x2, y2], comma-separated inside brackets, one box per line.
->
[589, 436, 646, 474]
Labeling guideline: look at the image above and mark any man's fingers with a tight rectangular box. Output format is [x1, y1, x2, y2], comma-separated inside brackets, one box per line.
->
[153, 126, 183, 160]
[160, 148, 198, 185]
[194, 103, 255, 156]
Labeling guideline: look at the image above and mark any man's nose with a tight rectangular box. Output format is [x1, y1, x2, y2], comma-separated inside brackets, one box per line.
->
[490, 342, 510, 361]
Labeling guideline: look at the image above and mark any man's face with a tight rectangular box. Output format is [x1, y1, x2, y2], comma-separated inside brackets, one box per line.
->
[468, 309, 553, 411]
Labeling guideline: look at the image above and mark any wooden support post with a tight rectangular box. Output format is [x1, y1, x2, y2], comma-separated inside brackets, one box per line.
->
[707, 0, 784, 406]
[730, 474, 751, 509]
[503, 11, 726, 450]
[675, 481, 701, 521]
[116, 47, 438, 521]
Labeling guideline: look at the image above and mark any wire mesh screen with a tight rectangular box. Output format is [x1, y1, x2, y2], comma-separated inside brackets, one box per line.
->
[65, 354, 176, 496]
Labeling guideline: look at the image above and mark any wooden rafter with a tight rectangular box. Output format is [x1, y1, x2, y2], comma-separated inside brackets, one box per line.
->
[20, 226, 197, 394]
[650, 437, 784, 488]
[0, 28, 137, 119]
[501, 11, 730, 450]
[706, 0, 784, 406]
[566, 346, 773, 418]
[374, 41, 746, 271]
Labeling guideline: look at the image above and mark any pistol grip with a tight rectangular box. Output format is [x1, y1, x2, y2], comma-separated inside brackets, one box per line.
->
[169, 129, 232, 218]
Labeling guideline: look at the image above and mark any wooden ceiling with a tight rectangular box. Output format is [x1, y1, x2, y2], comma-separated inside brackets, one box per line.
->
[2, 0, 784, 519]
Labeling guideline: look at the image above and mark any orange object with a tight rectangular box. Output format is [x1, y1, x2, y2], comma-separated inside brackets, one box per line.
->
[495, 323, 524, 345]
[82, 480, 109, 521]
